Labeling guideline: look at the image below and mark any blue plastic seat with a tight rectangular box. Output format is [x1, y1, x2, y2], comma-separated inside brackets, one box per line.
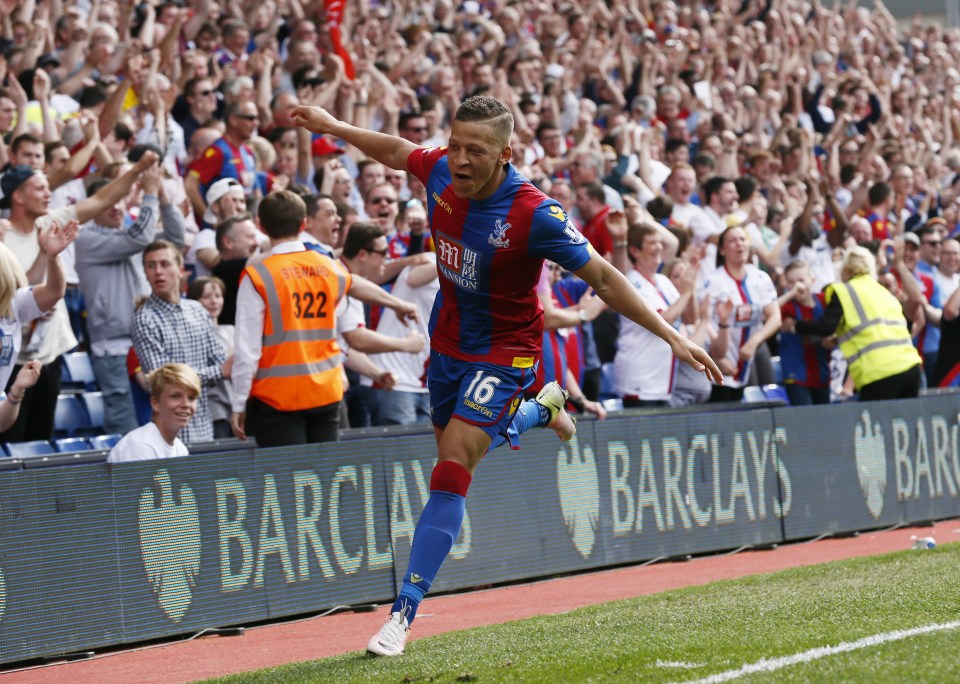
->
[599, 362, 617, 401]
[81, 392, 105, 435]
[54, 437, 94, 453]
[6, 440, 56, 458]
[63, 351, 98, 391]
[89, 434, 122, 450]
[770, 356, 783, 385]
[761, 384, 790, 405]
[54, 394, 91, 438]
[742, 386, 767, 403]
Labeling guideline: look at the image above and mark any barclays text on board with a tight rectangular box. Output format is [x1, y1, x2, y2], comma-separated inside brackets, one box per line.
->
[0, 394, 957, 664]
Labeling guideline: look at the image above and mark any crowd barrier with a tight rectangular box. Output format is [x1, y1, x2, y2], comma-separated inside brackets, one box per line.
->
[1, 392, 958, 665]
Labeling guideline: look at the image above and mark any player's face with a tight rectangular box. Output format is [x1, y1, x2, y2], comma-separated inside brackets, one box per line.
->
[446, 119, 511, 200]
[151, 384, 197, 437]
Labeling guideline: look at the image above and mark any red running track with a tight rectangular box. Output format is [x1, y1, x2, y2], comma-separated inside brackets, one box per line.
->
[2, 520, 957, 684]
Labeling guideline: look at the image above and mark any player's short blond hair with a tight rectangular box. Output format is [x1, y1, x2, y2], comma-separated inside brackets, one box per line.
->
[147, 363, 201, 401]
[455, 95, 514, 148]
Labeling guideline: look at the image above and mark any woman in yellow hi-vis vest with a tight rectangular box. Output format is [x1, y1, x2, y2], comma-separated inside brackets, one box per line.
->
[783, 246, 922, 401]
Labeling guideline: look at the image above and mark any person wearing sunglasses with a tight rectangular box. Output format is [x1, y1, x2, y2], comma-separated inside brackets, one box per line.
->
[176, 77, 219, 149]
[185, 101, 260, 223]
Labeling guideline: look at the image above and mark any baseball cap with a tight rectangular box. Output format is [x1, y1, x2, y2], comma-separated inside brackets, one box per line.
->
[903, 232, 920, 247]
[0, 166, 41, 209]
[311, 136, 342, 158]
[203, 178, 244, 225]
[37, 53, 60, 69]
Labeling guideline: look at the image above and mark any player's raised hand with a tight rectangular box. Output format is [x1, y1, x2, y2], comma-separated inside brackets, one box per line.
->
[292, 105, 339, 135]
[672, 336, 724, 385]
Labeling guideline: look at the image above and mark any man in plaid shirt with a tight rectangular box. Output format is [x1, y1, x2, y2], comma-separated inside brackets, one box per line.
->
[132, 240, 230, 444]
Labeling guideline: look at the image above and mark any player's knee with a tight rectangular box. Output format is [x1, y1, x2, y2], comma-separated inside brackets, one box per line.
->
[430, 460, 472, 496]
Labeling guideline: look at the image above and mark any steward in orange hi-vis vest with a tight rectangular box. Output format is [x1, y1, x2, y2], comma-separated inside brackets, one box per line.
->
[242, 250, 351, 411]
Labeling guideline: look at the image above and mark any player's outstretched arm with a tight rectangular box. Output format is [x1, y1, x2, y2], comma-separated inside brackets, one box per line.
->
[574, 253, 724, 385]
[291, 105, 420, 172]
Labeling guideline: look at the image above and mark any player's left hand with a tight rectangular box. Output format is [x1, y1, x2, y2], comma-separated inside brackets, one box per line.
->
[291, 105, 339, 134]
[672, 336, 723, 385]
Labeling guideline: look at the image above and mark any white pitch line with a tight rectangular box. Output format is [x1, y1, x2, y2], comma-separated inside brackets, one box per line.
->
[676, 621, 960, 684]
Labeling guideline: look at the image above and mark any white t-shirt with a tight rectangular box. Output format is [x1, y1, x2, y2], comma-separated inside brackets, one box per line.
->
[48, 182, 85, 286]
[107, 422, 189, 464]
[362, 256, 439, 392]
[0, 287, 42, 390]
[50, 178, 86, 211]
[689, 206, 728, 279]
[613, 270, 679, 401]
[670, 202, 705, 231]
[187, 229, 216, 277]
[336, 294, 366, 352]
[935, 269, 959, 299]
[4, 206, 79, 363]
[781, 233, 837, 294]
[703, 264, 778, 389]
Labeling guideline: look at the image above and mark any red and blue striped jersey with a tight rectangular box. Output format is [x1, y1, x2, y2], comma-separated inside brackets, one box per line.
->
[408, 147, 593, 367]
[779, 295, 831, 388]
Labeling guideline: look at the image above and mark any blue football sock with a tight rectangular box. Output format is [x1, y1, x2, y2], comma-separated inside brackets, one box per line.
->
[391, 490, 465, 624]
[487, 399, 550, 452]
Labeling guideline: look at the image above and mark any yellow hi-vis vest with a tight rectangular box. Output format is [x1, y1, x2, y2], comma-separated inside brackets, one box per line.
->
[243, 250, 351, 411]
[827, 274, 921, 389]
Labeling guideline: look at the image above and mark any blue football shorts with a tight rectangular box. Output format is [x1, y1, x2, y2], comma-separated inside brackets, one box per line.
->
[428, 350, 536, 447]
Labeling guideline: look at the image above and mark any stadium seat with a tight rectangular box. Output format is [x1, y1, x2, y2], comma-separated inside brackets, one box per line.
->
[599, 362, 617, 401]
[54, 394, 91, 438]
[54, 437, 94, 453]
[602, 398, 624, 413]
[741, 386, 767, 403]
[770, 356, 783, 385]
[761, 384, 789, 405]
[5, 440, 56, 458]
[80, 392, 105, 435]
[89, 434, 122, 450]
[62, 351, 97, 391]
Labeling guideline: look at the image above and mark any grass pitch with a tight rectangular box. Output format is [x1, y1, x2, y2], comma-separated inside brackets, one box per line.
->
[209, 542, 960, 683]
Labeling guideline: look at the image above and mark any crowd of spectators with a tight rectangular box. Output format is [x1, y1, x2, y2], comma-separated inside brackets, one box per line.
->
[0, 0, 958, 451]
